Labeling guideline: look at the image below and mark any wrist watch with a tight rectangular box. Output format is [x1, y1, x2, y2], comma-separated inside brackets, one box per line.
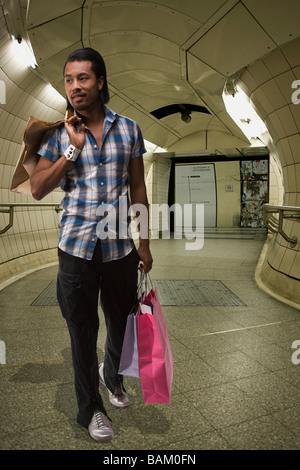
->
[64, 144, 82, 162]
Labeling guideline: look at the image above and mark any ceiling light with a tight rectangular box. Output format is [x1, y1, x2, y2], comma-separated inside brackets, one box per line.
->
[223, 83, 268, 145]
[12, 36, 37, 69]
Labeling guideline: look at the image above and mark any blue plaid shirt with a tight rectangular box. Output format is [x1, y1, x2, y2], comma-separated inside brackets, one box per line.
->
[38, 106, 146, 261]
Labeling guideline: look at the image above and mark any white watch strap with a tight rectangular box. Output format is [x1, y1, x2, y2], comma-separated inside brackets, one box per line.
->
[64, 144, 81, 162]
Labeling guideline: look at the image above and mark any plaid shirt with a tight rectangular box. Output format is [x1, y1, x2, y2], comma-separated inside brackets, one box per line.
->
[38, 106, 146, 261]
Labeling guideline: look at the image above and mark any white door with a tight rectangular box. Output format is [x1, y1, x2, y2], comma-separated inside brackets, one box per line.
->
[175, 164, 217, 229]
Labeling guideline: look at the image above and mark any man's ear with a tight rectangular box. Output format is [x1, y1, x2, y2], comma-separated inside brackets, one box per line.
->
[98, 76, 104, 91]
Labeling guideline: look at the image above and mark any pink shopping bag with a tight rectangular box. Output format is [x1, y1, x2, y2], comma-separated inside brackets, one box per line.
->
[137, 285, 174, 403]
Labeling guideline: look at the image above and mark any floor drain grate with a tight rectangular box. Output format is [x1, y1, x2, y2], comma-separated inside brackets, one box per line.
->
[31, 280, 57, 306]
[152, 280, 245, 306]
[31, 279, 245, 307]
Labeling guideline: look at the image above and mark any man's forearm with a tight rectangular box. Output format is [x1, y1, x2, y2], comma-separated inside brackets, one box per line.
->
[31, 156, 72, 200]
[130, 184, 153, 272]
[130, 183, 150, 240]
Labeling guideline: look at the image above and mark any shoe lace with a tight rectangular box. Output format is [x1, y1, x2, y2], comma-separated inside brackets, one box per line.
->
[94, 411, 106, 428]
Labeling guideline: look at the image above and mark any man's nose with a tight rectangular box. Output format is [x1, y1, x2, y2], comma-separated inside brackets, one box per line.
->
[72, 79, 81, 91]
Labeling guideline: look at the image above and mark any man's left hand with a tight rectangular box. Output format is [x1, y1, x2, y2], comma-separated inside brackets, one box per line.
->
[137, 244, 153, 274]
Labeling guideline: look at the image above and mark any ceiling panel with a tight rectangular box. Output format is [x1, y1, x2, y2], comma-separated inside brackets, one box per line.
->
[187, 53, 226, 94]
[88, 3, 200, 45]
[130, 86, 199, 111]
[106, 69, 182, 91]
[26, 0, 83, 29]
[28, 11, 82, 62]
[103, 0, 229, 24]
[243, 0, 300, 45]
[160, 113, 212, 137]
[104, 52, 180, 78]
[115, 82, 189, 103]
[36, 41, 83, 91]
[262, 49, 291, 76]
[141, 122, 180, 149]
[117, 106, 157, 131]
[89, 32, 179, 63]
[188, 3, 276, 76]
[281, 37, 300, 68]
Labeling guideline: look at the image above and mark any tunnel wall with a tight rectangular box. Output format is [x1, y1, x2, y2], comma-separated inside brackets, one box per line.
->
[239, 37, 300, 305]
[0, 11, 66, 287]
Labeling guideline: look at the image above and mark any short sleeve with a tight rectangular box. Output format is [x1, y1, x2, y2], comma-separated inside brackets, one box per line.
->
[37, 127, 62, 163]
[131, 122, 147, 159]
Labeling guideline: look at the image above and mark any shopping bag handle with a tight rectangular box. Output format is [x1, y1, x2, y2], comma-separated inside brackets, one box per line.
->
[127, 269, 150, 316]
[138, 269, 154, 299]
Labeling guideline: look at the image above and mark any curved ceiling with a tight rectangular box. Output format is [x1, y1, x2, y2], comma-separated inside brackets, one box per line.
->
[10, 0, 300, 151]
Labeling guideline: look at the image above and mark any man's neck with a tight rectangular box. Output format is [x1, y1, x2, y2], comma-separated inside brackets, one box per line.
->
[77, 104, 105, 128]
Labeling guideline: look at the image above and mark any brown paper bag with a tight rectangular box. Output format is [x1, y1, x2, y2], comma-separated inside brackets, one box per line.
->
[10, 109, 73, 194]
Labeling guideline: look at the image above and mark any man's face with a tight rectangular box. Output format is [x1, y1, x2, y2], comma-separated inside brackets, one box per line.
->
[64, 60, 104, 112]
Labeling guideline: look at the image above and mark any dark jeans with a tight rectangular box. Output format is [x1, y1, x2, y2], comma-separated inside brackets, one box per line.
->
[57, 240, 140, 428]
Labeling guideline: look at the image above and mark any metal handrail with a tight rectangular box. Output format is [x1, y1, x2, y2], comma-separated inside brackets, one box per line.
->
[262, 204, 300, 248]
[0, 203, 62, 235]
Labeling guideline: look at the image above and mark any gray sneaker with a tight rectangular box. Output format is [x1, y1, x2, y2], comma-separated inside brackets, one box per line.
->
[88, 410, 114, 442]
[99, 362, 130, 408]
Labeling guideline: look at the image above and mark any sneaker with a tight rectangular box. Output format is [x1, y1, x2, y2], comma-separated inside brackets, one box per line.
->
[99, 362, 130, 408]
[88, 410, 114, 442]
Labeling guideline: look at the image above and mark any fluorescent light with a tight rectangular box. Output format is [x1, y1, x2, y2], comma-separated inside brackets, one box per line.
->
[223, 84, 268, 146]
[12, 36, 37, 69]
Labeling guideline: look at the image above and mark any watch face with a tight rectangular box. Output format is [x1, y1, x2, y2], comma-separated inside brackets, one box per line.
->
[65, 146, 74, 160]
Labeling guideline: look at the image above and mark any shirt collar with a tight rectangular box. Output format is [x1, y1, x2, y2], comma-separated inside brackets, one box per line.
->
[72, 105, 117, 129]
[103, 105, 117, 124]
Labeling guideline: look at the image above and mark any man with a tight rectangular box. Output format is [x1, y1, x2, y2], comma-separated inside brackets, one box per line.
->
[31, 48, 153, 442]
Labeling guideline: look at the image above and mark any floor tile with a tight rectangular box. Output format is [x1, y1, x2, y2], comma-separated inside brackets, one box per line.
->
[1, 237, 300, 450]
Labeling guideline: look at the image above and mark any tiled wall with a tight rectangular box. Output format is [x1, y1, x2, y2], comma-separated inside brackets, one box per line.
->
[269, 154, 284, 206]
[240, 37, 300, 303]
[0, 11, 66, 284]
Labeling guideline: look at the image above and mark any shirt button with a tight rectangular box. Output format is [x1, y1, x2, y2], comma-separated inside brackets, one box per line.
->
[101, 182, 104, 185]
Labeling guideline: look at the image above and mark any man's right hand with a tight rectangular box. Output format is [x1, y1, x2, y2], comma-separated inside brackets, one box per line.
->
[64, 115, 86, 150]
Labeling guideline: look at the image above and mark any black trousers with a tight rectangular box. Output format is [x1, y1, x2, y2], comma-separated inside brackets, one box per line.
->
[57, 241, 139, 428]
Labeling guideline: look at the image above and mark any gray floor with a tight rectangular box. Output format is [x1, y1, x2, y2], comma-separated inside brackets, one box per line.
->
[1, 236, 300, 450]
